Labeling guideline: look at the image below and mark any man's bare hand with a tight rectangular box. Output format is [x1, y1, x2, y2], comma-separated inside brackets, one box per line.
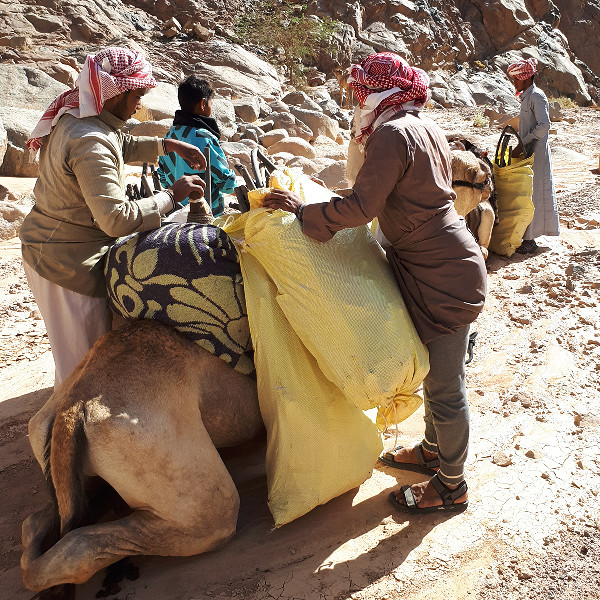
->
[170, 174, 206, 204]
[163, 139, 207, 171]
[262, 189, 303, 215]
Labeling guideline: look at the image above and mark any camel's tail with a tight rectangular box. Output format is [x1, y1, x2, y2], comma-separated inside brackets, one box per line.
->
[48, 400, 89, 537]
[34, 398, 87, 600]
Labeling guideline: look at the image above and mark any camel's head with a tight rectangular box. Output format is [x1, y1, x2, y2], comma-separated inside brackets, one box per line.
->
[450, 149, 492, 218]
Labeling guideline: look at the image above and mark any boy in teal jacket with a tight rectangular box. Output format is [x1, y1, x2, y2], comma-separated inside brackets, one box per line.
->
[159, 76, 236, 216]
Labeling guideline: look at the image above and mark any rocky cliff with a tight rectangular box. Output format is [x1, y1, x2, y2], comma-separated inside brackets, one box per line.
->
[0, 0, 598, 106]
[0, 0, 598, 183]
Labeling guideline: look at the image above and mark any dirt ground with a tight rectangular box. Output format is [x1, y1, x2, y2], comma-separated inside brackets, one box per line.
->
[1, 107, 599, 600]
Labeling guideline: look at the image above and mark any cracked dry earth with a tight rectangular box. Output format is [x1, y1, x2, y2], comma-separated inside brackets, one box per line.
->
[1, 108, 599, 600]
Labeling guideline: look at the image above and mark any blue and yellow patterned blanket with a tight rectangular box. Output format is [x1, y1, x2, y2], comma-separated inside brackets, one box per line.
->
[105, 223, 254, 374]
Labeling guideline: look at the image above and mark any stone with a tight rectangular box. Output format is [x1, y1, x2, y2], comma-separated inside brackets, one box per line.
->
[164, 27, 179, 39]
[193, 24, 214, 42]
[0, 118, 6, 169]
[178, 40, 282, 99]
[492, 451, 512, 467]
[128, 119, 173, 137]
[270, 152, 295, 164]
[525, 449, 543, 459]
[0, 107, 43, 177]
[271, 112, 313, 142]
[268, 100, 289, 113]
[140, 82, 179, 121]
[164, 17, 181, 30]
[24, 12, 63, 33]
[259, 129, 289, 148]
[220, 141, 253, 170]
[268, 137, 316, 160]
[289, 106, 339, 142]
[0, 65, 69, 111]
[0, 200, 28, 241]
[285, 156, 319, 175]
[312, 136, 347, 161]
[282, 91, 322, 112]
[315, 160, 348, 190]
[233, 97, 261, 123]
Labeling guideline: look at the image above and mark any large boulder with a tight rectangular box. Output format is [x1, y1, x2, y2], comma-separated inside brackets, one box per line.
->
[211, 98, 237, 139]
[172, 39, 283, 99]
[233, 97, 260, 123]
[0, 200, 29, 241]
[0, 117, 7, 169]
[271, 112, 313, 142]
[141, 82, 179, 120]
[288, 106, 339, 142]
[142, 83, 237, 139]
[556, 0, 600, 86]
[128, 119, 173, 137]
[286, 156, 320, 175]
[0, 108, 43, 177]
[281, 90, 322, 112]
[268, 137, 317, 160]
[220, 141, 252, 170]
[315, 160, 348, 190]
[312, 135, 348, 161]
[0, 64, 69, 110]
[259, 129, 289, 148]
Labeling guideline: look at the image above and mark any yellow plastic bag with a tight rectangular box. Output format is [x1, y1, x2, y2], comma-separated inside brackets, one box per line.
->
[490, 155, 534, 257]
[223, 209, 429, 526]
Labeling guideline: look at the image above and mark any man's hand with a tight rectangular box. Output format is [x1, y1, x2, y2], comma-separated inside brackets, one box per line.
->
[512, 143, 523, 158]
[262, 189, 303, 215]
[163, 139, 206, 171]
[170, 174, 206, 204]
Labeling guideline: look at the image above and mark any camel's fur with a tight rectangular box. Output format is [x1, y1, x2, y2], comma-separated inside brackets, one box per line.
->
[448, 139, 497, 260]
[22, 320, 262, 595]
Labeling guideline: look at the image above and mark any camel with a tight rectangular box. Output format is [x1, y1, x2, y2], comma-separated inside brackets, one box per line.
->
[21, 319, 263, 598]
[448, 137, 497, 260]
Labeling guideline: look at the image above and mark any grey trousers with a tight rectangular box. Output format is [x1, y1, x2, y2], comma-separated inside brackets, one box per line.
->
[420, 324, 471, 486]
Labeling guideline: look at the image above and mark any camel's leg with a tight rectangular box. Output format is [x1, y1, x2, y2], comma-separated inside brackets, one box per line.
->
[23, 510, 219, 591]
[477, 204, 495, 255]
[24, 379, 240, 591]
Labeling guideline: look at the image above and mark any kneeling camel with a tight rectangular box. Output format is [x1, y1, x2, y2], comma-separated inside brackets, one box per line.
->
[22, 320, 263, 598]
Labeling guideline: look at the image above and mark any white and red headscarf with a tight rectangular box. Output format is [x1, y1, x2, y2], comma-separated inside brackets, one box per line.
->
[27, 47, 157, 152]
[348, 52, 431, 144]
[507, 57, 537, 82]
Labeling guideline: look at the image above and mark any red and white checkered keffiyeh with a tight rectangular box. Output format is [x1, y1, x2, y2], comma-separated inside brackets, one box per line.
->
[348, 52, 430, 144]
[27, 47, 157, 152]
[507, 58, 537, 81]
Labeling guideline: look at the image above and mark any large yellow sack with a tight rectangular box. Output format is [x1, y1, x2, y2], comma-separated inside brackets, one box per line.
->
[222, 209, 429, 526]
[490, 153, 535, 258]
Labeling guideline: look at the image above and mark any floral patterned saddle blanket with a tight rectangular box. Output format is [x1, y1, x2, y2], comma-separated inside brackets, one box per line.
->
[105, 222, 254, 375]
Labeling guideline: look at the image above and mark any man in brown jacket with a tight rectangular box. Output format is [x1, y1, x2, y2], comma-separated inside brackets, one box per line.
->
[21, 47, 206, 388]
[265, 52, 486, 514]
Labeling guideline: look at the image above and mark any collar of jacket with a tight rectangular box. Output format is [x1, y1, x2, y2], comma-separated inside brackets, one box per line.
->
[173, 110, 221, 139]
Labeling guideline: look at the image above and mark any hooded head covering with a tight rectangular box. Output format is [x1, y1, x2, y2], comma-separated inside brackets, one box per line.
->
[507, 57, 537, 81]
[348, 52, 431, 144]
[27, 47, 157, 152]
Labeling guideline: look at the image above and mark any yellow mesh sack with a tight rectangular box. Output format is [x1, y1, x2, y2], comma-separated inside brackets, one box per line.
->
[222, 209, 429, 526]
[490, 153, 535, 258]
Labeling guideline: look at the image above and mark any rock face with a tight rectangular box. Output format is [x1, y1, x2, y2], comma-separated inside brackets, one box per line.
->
[309, 0, 597, 106]
[0, 65, 69, 111]
[0, 118, 7, 169]
[0, 108, 43, 177]
[161, 40, 283, 99]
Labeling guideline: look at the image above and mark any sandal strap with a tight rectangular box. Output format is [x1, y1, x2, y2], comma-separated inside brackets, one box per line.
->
[401, 485, 418, 509]
[413, 443, 440, 470]
[430, 474, 468, 505]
